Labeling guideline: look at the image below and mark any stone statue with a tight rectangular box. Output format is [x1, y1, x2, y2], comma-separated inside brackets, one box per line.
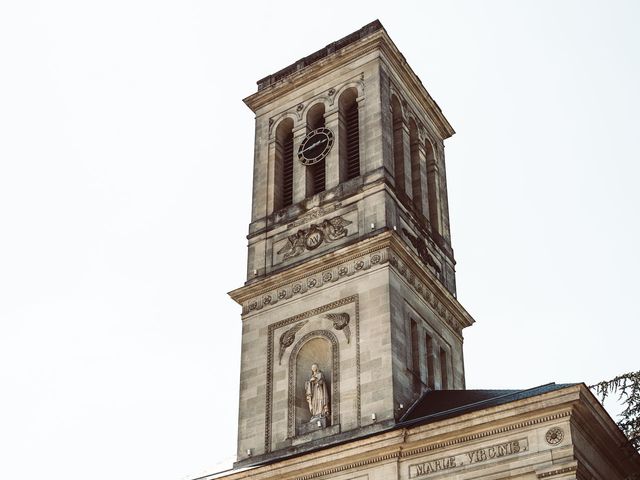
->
[305, 363, 329, 420]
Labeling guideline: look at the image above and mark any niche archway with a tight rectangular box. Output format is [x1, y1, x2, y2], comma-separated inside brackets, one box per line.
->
[287, 330, 339, 437]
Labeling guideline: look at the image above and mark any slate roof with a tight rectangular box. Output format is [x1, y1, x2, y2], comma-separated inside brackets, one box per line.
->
[399, 383, 577, 427]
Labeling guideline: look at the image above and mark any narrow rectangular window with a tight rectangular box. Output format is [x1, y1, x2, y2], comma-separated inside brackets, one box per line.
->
[425, 333, 435, 389]
[410, 319, 420, 375]
[440, 348, 449, 389]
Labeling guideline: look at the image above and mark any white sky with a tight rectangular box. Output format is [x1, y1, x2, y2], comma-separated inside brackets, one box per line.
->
[1, 1, 639, 479]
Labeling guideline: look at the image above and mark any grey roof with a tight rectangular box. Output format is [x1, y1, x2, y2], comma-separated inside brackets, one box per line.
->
[399, 383, 577, 426]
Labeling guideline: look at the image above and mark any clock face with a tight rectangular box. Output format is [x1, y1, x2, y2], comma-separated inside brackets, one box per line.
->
[297, 127, 334, 166]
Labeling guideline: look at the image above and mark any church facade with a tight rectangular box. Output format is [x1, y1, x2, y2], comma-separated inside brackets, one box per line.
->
[204, 21, 640, 480]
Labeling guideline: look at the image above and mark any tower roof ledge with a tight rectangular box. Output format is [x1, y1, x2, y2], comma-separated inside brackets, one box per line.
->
[243, 21, 455, 139]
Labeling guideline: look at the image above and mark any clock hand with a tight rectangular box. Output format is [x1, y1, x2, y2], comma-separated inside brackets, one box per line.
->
[301, 137, 327, 154]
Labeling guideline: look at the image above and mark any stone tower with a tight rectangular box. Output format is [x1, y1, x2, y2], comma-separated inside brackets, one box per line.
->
[229, 20, 474, 467]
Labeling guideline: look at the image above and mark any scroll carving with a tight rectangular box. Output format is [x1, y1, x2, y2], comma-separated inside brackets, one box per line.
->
[326, 312, 351, 344]
[279, 320, 308, 364]
[277, 215, 352, 260]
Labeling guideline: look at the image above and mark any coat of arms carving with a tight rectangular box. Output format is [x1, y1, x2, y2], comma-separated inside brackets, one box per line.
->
[277, 215, 352, 260]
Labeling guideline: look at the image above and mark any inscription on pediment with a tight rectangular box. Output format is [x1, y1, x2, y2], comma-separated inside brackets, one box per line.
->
[408, 438, 528, 478]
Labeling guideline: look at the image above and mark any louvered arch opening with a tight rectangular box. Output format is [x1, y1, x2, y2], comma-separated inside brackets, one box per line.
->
[409, 118, 423, 214]
[275, 118, 294, 210]
[339, 87, 360, 181]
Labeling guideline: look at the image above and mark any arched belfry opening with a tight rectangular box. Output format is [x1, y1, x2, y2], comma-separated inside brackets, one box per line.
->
[409, 118, 423, 215]
[306, 103, 326, 197]
[425, 139, 441, 234]
[338, 87, 360, 181]
[274, 118, 294, 210]
[390, 95, 405, 196]
[288, 331, 338, 437]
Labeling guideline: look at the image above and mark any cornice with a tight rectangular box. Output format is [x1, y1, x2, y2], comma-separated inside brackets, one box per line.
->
[243, 31, 384, 113]
[403, 410, 572, 458]
[243, 30, 454, 139]
[570, 384, 640, 475]
[227, 231, 474, 332]
[228, 232, 390, 305]
[387, 233, 473, 331]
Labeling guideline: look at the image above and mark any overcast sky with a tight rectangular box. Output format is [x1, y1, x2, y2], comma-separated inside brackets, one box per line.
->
[1, 1, 639, 479]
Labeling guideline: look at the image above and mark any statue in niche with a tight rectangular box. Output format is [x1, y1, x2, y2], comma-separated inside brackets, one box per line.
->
[305, 363, 330, 421]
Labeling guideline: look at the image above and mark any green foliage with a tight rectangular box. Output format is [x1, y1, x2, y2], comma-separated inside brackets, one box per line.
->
[590, 371, 640, 453]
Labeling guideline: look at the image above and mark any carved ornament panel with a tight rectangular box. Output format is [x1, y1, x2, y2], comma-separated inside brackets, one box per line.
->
[273, 210, 358, 266]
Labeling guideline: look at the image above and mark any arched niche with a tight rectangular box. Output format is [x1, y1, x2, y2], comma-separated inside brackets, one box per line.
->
[287, 330, 339, 437]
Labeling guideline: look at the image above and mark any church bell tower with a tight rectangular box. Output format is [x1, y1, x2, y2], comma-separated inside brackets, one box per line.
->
[229, 20, 475, 467]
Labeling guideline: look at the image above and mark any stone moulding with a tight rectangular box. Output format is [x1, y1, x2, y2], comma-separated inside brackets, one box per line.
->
[241, 247, 387, 315]
[389, 252, 462, 336]
[229, 232, 474, 335]
[536, 465, 577, 478]
[401, 411, 571, 458]
[244, 28, 455, 140]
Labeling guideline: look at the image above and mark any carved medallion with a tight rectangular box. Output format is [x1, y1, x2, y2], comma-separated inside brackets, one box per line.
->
[545, 427, 564, 445]
[304, 225, 324, 250]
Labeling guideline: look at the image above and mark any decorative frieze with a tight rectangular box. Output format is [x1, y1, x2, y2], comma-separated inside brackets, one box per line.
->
[537, 466, 577, 478]
[241, 241, 465, 336]
[243, 248, 388, 314]
[389, 252, 462, 335]
[402, 411, 571, 458]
